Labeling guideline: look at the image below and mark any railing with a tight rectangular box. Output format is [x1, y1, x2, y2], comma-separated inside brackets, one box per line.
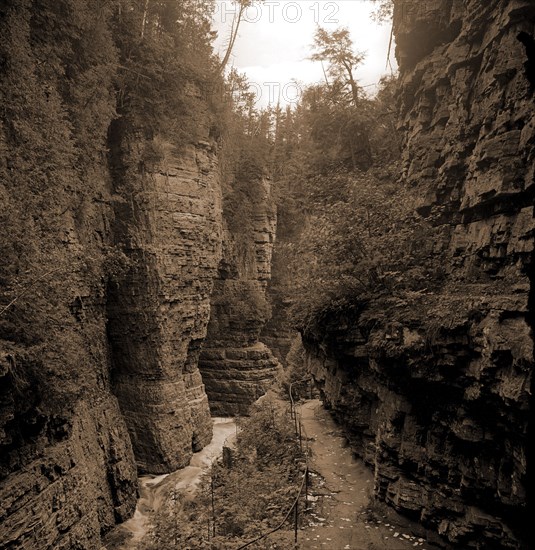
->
[235, 380, 312, 549]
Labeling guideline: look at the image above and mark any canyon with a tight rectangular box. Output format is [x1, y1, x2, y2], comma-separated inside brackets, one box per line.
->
[1, 1, 534, 549]
[0, 3, 280, 547]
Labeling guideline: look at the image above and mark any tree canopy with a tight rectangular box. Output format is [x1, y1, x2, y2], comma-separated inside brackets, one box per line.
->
[310, 26, 365, 105]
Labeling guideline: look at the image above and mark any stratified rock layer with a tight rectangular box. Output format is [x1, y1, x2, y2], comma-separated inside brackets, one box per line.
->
[107, 137, 222, 472]
[0, 170, 139, 548]
[0, 396, 137, 549]
[1, 3, 226, 547]
[303, 1, 534, 548]
[199, 177, 281, 416]
[260, 247, 295, 364]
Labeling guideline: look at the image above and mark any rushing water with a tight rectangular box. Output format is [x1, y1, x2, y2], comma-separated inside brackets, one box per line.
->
[106, 417, 237, 549]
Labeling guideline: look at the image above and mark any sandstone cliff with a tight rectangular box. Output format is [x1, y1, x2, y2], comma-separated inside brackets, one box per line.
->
[0, 128, 223, 548]
[302, 1, 534, 548]
[260, 233, 297, 365]
[0, 160, 139, 548]
[199, 176, 282, 416]
[0, 2, 227, 546]
[107, 126, 222, 473]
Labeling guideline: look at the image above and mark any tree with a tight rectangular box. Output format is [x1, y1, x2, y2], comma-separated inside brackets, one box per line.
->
[218, 0, 264, 72]
[306, 27, 376, 170]
[310, 27, 365, 106]
[371, 0, 394, 23]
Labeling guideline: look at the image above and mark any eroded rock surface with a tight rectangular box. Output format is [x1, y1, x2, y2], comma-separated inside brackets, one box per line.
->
[0, 396, 137, 549]
[199, 177, 281, 416]
[107, 136, 223, 472]
[303, 1, 534, 548]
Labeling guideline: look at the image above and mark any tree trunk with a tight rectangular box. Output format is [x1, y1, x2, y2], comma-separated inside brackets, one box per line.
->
[219, 2, 246, 73]
[141, 0, 149, 38]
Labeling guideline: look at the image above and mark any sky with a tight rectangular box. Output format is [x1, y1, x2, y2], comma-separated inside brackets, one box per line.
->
[211, 0, 397, 107]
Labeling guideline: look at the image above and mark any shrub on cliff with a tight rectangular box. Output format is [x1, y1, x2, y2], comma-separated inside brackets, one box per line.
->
[288, 165, 437, 332]
[264, 51, 438, 334]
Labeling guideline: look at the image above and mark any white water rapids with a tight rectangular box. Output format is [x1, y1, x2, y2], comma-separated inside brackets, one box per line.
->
[107, 417, 237, 549]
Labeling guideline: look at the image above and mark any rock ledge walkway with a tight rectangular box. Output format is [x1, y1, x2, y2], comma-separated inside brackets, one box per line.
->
[299, 400, 440, 550]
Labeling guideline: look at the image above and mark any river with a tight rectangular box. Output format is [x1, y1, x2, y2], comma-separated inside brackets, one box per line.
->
[105, 417, 237, 549]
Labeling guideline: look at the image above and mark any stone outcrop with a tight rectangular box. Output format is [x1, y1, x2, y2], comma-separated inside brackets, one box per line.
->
[260, 247, 296, 365]
[107, 130, 222, 473]
[199, 176, 281, 416]
[0, 2, 233, 547]
[0, 168, 139, 548]
[0, 394, 137, 550]
[0, 125, 224, 547]
[302, 1, 534, 548]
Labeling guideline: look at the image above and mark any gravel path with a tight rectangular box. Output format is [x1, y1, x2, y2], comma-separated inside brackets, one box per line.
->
[299, 400, 440, 550]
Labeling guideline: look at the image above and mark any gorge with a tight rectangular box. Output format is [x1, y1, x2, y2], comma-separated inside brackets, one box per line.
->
[0, 1, 533, 549]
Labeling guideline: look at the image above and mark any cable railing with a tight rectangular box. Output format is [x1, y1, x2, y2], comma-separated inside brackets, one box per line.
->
[235, 379, 312, 549]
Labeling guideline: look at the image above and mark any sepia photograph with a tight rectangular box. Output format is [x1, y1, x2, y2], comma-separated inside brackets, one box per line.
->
[0, 1, 533, 549]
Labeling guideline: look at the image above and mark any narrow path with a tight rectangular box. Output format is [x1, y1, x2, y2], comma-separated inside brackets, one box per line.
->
[299, 400, 438, 550]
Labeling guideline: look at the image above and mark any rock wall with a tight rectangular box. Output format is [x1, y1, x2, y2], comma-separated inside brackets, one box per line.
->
[0, 165, 139, 548]
[260, 244, 296, 365]
[303, 1, 534, 548]
[199, 176, 281, 416]
[107, 129, 222, 473]
[1, 126, 223, 547]
[0, 4, 226, 545]
[0, 394, 137, 550]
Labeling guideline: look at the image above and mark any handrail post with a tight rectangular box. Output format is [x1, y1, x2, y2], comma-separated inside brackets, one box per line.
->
[294, 499, 298, 544]
[305, 467, 309, 509]
[211, 474, 216, 537]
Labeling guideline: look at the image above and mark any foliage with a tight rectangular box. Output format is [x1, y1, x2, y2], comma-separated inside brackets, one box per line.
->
[212, 281, 272, 325]
[278, 334, 312, 400]
[263, 38, 440, 335]
[109, 0, 220, 191]
[371, 0, 394, 23]
[310, 26, 365, 105]
[139, 395, 304, 549]
[211, 396, 305, 544]
[288, 167, 436, 332]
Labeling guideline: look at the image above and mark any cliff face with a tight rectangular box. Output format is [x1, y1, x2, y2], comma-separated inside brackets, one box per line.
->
[0, 3, 228, 545]
[0, 131, 223, 548]
[199, 176, 281, 416]
[260, 238, 296, 365]
[0, 394, 137, 549]
[107, 126, 222, 472]
[303, 1, 534, 548]
[0, 170, 139, 548]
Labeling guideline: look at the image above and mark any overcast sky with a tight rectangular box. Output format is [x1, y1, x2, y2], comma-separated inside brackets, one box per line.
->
[211, 0, 397, 107]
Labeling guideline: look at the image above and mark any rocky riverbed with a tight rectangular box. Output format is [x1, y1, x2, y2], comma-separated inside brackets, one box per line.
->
[104, 417, 236, 549]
